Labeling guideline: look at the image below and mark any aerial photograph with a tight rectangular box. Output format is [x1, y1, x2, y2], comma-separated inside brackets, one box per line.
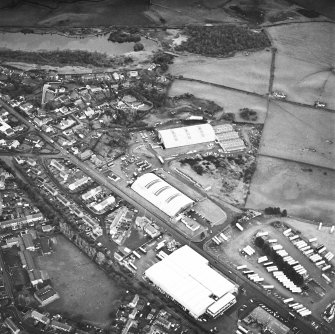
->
[0, 0, 334, 333]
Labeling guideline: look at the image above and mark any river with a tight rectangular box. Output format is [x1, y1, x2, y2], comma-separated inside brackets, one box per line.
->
[0, 32, 158, 56]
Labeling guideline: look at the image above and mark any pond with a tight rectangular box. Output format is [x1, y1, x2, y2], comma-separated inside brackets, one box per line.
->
[0, 32, 158, 56]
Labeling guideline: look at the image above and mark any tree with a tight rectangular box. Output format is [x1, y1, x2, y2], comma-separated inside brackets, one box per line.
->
[133, 42, 144, 52]
[281, 209, 288, 217]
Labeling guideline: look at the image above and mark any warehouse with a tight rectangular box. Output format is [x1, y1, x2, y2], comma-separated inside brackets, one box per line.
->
[158, 124, 216, 149]
[131, 173, 194, 217]
[145, 245, 237, 319]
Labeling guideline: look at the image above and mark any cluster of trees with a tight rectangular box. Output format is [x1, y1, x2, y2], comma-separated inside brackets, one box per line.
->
[264, 207, 287, 217]
[0, 49, 133, 67]
[108, 28, 141, 43]
[239, 108, 258, 121]
[255, 236, 305, 286]
[151, 51, 174, 72]
[175, 25, 271, 56]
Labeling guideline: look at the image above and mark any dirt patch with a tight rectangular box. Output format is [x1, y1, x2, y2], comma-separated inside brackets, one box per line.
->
[246, 156, 335, 225]
[259, 101, 335, 169]
[36, 234, 123, 327]
[172, 153, 256, 207]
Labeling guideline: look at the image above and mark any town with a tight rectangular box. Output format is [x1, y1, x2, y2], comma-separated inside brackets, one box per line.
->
[0, 1, 334, 334]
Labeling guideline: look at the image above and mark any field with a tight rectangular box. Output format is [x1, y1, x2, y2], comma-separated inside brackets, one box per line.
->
[0, 0, 151, 26]
[246, 156, 335, 225]
[259, 101, 335, 169]
[168, 51, 271, 95]
[168, 80, 268, 123]
[36, 235, 124, 327]
[267, 22, 335, 110]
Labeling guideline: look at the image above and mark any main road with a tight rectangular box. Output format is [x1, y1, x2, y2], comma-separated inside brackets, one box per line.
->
[0, 99, 323, 334]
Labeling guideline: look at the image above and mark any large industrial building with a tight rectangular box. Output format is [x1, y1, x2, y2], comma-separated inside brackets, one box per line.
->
[131, 173, 194, 217]
[145, 245, 238, 319]
[158, 124, 216, 149]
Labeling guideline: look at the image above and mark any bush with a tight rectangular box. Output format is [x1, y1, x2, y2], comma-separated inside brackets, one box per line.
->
[239, 108, 258, 121]
[133, 42, 144, 52]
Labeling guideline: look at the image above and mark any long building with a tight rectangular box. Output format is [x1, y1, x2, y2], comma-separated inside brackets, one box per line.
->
[158, 124, 216, 149]
[145, 245, 237, 319]
[131, 173, 194, 217]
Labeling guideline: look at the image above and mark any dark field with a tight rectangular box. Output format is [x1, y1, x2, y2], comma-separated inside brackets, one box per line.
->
[0, 0, 152, 27]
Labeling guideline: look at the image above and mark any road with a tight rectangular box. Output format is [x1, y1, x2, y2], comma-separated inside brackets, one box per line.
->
[0, 99, 326, 333]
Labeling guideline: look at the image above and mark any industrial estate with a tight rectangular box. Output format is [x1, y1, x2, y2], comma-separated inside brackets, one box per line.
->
[0, 1, 334, 334]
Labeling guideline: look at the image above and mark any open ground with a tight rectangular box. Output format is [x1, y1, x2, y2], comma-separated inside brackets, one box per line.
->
[168, 50, 272, 95]
[267, 22, 335, 110]
[246, 156, 335, 225]
[259, 101, 335, 170]
[36, 234, 124, 327]
[168, 80, 268, 123]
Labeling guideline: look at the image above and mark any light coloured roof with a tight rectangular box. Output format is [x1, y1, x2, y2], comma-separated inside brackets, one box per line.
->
[145, 246, 236, 318]
[131, 173, 194, 217]
[158, 124, 216, 149]
[207, 292, 236, 315]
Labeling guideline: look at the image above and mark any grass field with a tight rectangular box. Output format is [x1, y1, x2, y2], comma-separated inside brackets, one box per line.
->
[267, 22, 335, 110]
[36, 235, 124, 327]
[168, 80, 268, 123]
[168, 51, 271, 95]
[246, 156, 335, 225]
[259, 101, 335, 169]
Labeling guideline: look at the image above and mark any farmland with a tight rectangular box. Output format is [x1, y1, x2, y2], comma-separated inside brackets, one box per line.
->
[36, 235, 123, 327]
[267, 22, 335, 109]
[246, 156, 335, 225]
[168, 80, 268, 123]
[258, 101, 335, 170]
[168, 50, 271, 95]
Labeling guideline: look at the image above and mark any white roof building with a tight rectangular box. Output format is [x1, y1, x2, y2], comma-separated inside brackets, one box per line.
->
[131, 173, 194, 217]
[158, 124, 216, 149]
[145, 245, 237, 319]
[92, 196, 115, 212]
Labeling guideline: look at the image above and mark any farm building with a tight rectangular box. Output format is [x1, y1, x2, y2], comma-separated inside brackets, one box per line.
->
[131, 173, 194, 217]
[145, 245, 238, 319]
[158, 124, 216, 149]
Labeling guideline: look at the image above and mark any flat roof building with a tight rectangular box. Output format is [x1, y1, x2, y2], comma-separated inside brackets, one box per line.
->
[34, 285, 59, 307]
[131, 173, 194, 217]
[158, 124, 216, 149]
[145, 245, 237, 319]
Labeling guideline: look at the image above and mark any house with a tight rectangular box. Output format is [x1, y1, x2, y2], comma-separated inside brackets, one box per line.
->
[144, 223, 160, 238]
[25, 310, 50, 325]
[80, 149, 93, 161]
[42, 224, 53, 233]
[22, 233, 35, 250]
[4, 317, 21, 334]
[50, 320, 72, 332]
